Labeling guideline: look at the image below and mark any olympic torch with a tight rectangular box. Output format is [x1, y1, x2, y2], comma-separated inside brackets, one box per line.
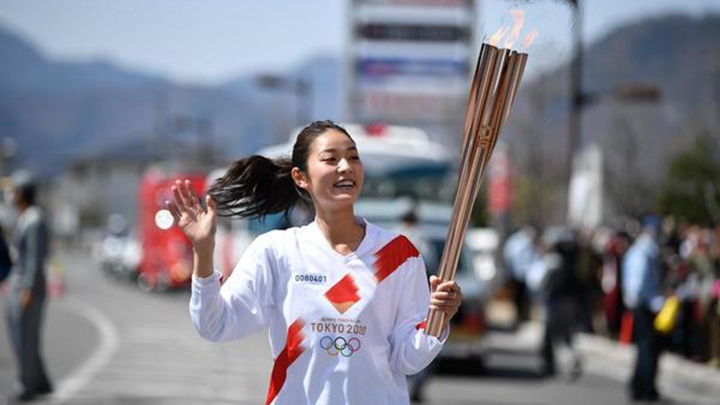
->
[424, 41, 530, 337]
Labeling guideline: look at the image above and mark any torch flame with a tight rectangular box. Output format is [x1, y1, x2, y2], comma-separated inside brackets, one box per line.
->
[488, 25, 508, 47]
[522, 29, 539, 50]
[504, 10, 525, 49]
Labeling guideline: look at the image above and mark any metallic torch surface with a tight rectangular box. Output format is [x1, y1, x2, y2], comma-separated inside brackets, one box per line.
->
[425, 44, 528, 337]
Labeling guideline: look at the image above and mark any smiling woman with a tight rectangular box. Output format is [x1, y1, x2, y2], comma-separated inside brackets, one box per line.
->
[167, 120, 463, 405]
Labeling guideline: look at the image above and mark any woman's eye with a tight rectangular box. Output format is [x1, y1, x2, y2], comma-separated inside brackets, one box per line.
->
[350, 156, 361, 161]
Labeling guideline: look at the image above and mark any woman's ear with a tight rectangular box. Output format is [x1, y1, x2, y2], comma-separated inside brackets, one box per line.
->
[291, 167, 309, 191]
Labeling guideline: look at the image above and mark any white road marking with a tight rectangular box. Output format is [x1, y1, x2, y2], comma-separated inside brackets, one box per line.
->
[46, 296, 119, 405]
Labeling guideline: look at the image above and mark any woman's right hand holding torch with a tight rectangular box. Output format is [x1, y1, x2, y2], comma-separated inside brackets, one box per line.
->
[167, 179, 217, 278]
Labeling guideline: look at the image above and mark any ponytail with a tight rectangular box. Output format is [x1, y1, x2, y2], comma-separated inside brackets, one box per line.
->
[208, 155, 307, 219]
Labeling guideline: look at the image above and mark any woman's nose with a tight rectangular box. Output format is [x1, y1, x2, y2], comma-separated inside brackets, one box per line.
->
[337, 158, 352, 173]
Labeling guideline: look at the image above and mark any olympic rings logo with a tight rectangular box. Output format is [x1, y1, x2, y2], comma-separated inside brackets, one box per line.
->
[319, 336, 362, 357]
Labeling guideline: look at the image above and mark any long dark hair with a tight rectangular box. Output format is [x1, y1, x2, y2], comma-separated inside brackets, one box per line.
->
[208, 120, 353, 219]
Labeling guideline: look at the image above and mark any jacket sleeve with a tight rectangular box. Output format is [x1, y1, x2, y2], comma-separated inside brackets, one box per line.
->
[388, 256, 447, 375]
[640, 250, 665, 313]
[20, 219, 49, 291]
[189, 234, 276, 342]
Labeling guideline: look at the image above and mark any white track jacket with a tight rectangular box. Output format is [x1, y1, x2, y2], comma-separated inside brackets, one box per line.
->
[189, 219, 446, 404]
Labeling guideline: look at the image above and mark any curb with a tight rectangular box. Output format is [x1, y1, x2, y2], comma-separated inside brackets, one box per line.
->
[485, 300, 720, 399]
[579, 332, 720, 397]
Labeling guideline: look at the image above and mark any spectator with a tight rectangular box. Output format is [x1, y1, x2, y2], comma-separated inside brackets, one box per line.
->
[576, 228, 603, 333]
[622, 216, 665, 402]
[601, 230, 631, 338]
[503, 226, 538, 325]
[0, 228, 11, 283]
[529, 226, 583, 380]
[3, 171, 53, 402]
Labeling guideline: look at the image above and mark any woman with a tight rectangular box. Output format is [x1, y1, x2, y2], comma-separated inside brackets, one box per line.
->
[169, 120, 462, 405]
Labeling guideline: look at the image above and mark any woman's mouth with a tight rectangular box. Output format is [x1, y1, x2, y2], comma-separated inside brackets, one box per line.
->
[333, 179, 355, 190]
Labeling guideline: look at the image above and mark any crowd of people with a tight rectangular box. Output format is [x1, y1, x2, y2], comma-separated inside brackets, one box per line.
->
[503, 216, 720, 401]
[600, 218, 720, 366]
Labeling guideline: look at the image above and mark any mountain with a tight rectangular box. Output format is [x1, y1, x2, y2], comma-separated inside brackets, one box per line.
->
[0, 28, 168, 174]
[0, 30, 163, 96]
[0, 27, 341, 177]
[504, 13, 720, 221]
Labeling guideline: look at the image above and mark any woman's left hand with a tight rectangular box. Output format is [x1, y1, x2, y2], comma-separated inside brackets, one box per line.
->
[429, 276, 462, 325]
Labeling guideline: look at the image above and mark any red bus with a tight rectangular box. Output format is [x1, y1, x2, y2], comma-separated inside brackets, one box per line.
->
[137, 167, 206, 291]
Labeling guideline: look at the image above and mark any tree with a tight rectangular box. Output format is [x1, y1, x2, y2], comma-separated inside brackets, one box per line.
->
[604, 111, 657, 219]
[657, 134, 720, 225]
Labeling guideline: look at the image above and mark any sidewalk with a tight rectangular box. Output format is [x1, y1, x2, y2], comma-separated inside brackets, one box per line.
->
[485, 300, 720, 402]
[579, 331, 720, 399]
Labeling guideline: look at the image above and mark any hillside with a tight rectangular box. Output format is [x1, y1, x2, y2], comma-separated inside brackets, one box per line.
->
[0, 28, 342, 176]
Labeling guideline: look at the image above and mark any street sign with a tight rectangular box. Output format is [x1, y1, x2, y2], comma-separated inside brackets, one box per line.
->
[356, 90, 465, 122]
[357, 58, 468, 77]
[357, 23, 469, 42]
[347, 0, 475, 125]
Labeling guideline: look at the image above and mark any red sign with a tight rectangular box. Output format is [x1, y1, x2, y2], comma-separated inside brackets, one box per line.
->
[488, 148, 512, 214]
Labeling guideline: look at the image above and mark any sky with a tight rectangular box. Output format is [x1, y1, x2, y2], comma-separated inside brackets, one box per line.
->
[0, 0, 719, 85]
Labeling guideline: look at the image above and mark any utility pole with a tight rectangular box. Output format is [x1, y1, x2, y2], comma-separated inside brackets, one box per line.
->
[0, 137, 18, 177]
[567, 0, 583, 194]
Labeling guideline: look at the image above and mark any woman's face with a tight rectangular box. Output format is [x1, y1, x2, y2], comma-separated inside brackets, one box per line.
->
[296, 129, 364, 211]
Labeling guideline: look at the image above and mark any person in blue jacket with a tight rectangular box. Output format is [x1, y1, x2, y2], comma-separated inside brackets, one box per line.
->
[623, 216, 665, 402]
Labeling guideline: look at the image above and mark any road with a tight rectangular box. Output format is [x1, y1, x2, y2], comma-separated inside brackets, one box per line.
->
[1, 249, 272, 404]
[0, 248, 715, 404]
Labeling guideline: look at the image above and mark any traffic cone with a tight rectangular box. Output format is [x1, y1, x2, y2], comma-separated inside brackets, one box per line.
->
[619, 311, 633, 345]
[48, 259, 65, 299]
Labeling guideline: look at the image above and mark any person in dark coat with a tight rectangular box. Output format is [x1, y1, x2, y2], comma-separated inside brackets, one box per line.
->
[531, 227, 583, 380]
[4, 171, 53, 402]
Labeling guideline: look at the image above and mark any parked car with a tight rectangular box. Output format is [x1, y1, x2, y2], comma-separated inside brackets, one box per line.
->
[94, 214, 141, 283]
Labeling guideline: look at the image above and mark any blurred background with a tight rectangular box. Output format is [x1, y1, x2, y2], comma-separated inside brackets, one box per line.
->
[0, 0, 719, 404]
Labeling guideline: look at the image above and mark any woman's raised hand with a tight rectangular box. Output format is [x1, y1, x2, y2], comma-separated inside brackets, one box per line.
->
[167, 179, 217, 254]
